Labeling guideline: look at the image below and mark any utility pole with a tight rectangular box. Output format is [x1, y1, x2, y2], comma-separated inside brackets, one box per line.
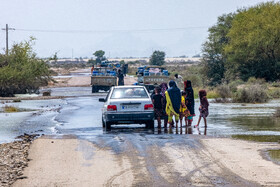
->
[1, 24, 15, 56]
[72, 48, 74, 61]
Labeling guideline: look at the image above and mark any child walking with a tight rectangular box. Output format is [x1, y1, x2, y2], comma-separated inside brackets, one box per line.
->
[152, 87, 164, 129]
[195, 90, 209, 127]
[179, 91, 190, 128]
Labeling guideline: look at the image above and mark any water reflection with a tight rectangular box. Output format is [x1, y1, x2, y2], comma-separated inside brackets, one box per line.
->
[229, 116, 280, 131]
[196, 126, 207, 135]
[105, 125, 206, 136]
[269, 150, 280, 164]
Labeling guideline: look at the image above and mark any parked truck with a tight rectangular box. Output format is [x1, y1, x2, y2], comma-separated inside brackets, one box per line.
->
[136, 66, 170, 91]
[91, 63, 128, 93]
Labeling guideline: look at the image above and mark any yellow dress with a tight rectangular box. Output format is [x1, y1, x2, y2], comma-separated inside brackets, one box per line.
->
[179, 96, 190, 118]
[179, 96, 186, 113]
[165, 91, 179, 122]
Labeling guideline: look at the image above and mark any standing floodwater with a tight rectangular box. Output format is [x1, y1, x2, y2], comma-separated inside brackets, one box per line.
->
[1, 91, 280, 143]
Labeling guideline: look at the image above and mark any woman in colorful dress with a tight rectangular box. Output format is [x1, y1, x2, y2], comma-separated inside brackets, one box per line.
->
[165, 80, 181, 129]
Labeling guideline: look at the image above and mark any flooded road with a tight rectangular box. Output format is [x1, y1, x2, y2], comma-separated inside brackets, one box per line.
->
[1, 90, 280, 143]
[2, 87, 280, 186]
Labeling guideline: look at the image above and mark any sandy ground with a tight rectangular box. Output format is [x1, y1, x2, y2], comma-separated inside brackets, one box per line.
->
[13, 138, 134, 187]
[13, 136, 280, 186]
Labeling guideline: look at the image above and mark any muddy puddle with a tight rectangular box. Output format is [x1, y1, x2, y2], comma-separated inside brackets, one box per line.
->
[269, 149, 280, 164]
[232, 135, 280, 142]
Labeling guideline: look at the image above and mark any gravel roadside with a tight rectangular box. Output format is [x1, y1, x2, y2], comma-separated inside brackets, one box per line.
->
[0, 134, 39, 186]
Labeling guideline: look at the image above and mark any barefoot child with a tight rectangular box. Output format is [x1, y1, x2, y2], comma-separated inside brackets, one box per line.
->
[152, 87, 164, 129]
[195, 90, 209, 127]
[179, 91, 190, 128]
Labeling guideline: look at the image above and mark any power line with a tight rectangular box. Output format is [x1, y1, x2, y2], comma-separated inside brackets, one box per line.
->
[11, 26, 209, 34]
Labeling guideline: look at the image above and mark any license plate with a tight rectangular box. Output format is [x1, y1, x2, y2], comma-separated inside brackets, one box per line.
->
[121, 105, 139, 110]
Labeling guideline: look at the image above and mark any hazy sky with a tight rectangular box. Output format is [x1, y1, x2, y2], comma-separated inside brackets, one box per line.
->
[0, 0, 273, 58]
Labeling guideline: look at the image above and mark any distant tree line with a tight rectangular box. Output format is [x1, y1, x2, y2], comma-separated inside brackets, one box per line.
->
[202, 2, 280, 86]
[0, 38, 51, 97]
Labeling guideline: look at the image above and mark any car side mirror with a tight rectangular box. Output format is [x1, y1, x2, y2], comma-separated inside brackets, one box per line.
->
[99, 98, 105, 102]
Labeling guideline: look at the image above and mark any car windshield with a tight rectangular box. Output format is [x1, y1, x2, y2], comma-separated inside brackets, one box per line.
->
[111, 87, 148, 99]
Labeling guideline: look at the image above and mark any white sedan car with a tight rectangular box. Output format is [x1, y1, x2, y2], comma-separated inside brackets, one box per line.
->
[99, 86, 154, 130]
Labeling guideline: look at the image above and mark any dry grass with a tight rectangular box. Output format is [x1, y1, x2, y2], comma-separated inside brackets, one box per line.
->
[3, 105, 19, 113]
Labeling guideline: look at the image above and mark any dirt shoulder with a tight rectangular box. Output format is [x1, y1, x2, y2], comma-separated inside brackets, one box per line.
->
[13, 136, 280, 186]
[0, 134, 39, 187]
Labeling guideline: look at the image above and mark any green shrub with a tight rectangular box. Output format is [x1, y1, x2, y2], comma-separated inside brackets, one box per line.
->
[0, 38, 51, 97]
[207, 89, 220, 99]
[228, 79, 244, 93]
[274, 107, 280, 118]
[233, 84, 270, 103]
[268, 88, 280, 99]
[216, 84, 231, 98]
[185, 75, 203, 87]
[272, 81, 280, 87]
[247, 77, 266, 85]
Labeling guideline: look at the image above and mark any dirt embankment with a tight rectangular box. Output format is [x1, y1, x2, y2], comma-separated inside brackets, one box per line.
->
[0, 134, 39, 186]
[13, 136, 280, 186]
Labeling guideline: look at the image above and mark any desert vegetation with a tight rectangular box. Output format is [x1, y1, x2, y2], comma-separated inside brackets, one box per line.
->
[0, 38, 52, 97]
[3, 105, 19, 113]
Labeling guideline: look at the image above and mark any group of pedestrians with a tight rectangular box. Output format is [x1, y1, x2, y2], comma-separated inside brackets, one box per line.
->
[151, 80, 209, 130]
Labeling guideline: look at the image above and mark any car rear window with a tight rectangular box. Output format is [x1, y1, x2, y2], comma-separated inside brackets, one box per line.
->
[111, 87, 149, 99]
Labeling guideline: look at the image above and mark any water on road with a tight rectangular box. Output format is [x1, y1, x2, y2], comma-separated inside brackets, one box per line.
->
[1, 87, 280, 143]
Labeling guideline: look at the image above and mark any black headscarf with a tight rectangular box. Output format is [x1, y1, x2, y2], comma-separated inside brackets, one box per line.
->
[167, 80, 181, 114]
[184, 80, 195, 115]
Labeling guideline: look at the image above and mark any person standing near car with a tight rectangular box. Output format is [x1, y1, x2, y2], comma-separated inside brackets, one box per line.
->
[165, 80, 181, 129]
[117, 69, 124, 86]
[160, 82, 168, 129]
[152, 87, 164, 130]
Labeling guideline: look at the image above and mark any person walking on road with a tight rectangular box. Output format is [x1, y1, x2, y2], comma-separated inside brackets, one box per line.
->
[165, 80, 181, 129]
[117, 69, 124, 86]
[184, 80, 195, 126]
[195, 89, 209, 127]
